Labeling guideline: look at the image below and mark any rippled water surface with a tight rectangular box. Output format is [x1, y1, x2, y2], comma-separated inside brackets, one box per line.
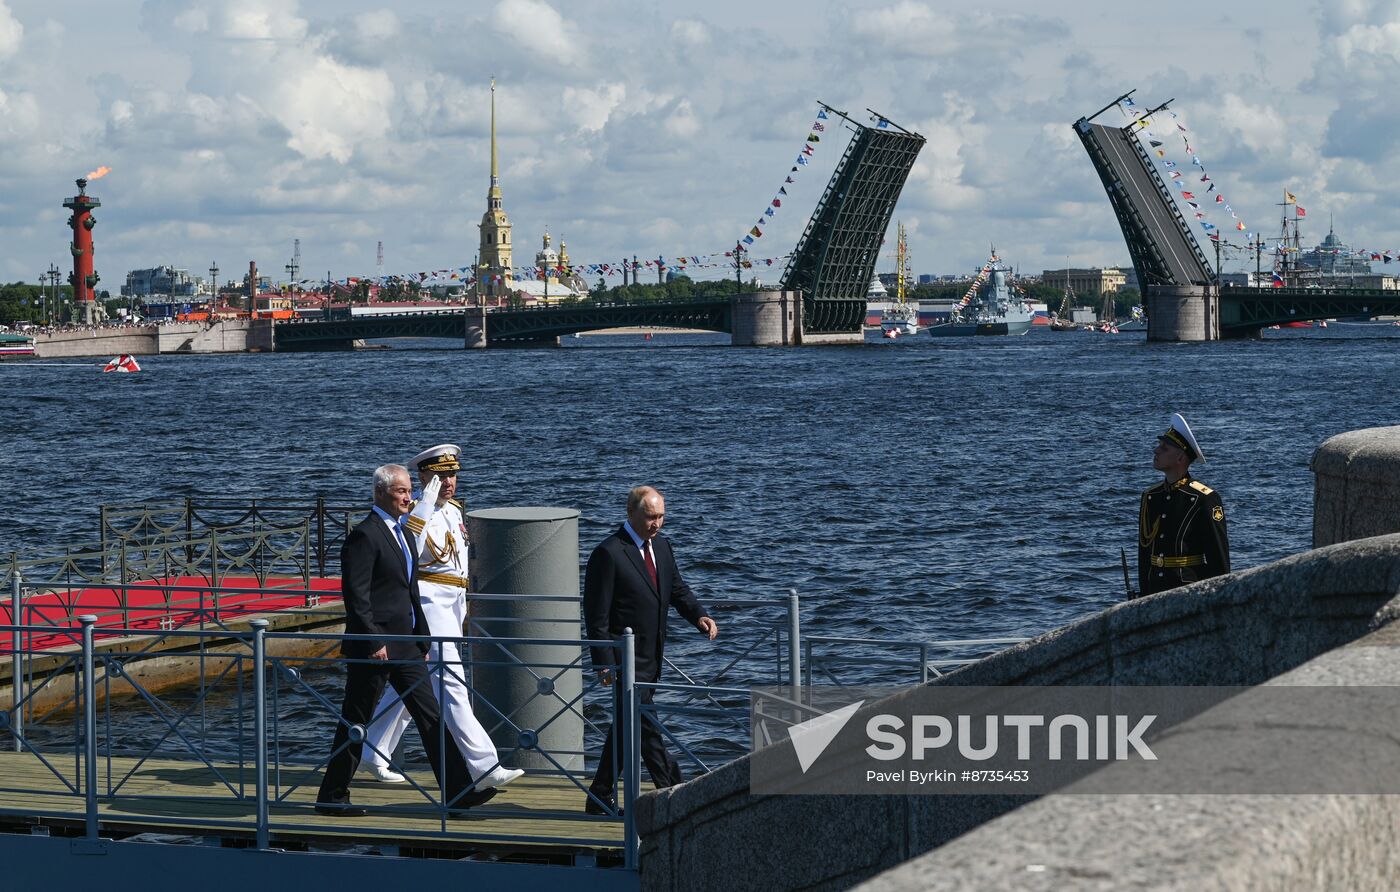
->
[4, 327, 1398, 763]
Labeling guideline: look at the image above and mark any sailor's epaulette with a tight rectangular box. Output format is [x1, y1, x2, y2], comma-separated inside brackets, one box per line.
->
[1189, 480, 1214, 496]
[448, 498, 463, 509]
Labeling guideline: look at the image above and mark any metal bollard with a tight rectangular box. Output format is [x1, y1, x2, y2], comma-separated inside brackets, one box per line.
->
[467, 507, 583, 772]
[80, 614, 99, 840]
[622, 628, 639, 870]
[10, 569, 22, 753]
[251, 620, 269, 849]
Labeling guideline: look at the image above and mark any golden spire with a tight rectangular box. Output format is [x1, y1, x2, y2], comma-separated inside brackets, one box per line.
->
[488, 78, 502, 206]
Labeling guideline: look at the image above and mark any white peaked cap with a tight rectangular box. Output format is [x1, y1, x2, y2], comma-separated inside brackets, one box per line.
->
[410, 443, 462, 471]
[1160, 413, 1205, 464]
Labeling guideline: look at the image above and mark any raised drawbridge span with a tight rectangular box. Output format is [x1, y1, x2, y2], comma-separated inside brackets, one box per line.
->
[274, 105, 924, 349]
[1076, 92, 1400, 340]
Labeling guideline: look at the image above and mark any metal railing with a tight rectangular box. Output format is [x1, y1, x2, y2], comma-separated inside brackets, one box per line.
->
[0, 619, 647, 867]
[804, 634, 1029, 686]
[98, 497, 360, 578]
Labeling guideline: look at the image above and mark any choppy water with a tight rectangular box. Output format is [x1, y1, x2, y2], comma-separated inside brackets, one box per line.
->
[4, 325, 1398, 765]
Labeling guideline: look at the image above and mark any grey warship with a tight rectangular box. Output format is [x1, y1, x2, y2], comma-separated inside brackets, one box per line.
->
[927, 252, 1034, 337]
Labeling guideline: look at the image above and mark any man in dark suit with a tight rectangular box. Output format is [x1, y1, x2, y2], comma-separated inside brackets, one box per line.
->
[583, 486, 718, 815]
[316, 463, 495, 816]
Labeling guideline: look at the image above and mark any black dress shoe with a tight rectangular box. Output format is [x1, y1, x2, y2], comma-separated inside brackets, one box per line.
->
[315, 801, 367, 817]
[584, 795, 622, 816]
[448, 786, 500, 813]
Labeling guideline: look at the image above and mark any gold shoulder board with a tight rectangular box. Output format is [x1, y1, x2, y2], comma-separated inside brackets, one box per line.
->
[448, 498, 463, 509]
[1189, 481, 1214, 496]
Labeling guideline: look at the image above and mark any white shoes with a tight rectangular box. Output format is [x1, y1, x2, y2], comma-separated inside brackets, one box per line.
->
[363, 763, 407, 784]
[479, 766, 524, 790]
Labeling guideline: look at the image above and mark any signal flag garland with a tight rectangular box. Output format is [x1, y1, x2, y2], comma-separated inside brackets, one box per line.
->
[738, 105, 830, 246]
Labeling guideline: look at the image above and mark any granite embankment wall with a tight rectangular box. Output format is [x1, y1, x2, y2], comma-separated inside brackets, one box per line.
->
[33, 319, 274, 358]
[1312, 425, 1400, 547]
[637, 426, 1400, 892]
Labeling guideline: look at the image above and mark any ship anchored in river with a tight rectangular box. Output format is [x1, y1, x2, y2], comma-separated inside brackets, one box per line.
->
[880, 222, 918, 337]
[926, 249, 1033, 337]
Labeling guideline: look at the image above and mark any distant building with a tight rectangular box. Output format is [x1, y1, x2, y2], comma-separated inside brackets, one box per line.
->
[122, 266, 199, 298]
[1300, 225, 1374, 278]
[1040, 267, 1127, 295]
[917, 274, 936, 285]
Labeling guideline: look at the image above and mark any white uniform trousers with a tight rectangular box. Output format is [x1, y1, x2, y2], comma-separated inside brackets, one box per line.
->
[361, 583, 500, 778]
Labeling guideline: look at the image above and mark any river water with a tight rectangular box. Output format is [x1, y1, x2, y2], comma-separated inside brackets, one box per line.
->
[3, 325, 1398, 765]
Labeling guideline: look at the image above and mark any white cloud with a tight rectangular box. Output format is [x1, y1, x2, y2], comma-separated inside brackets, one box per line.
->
[853, 1, 954, 46]
[0, 0, 23, 59]
[670, 19, 709, 46]
[222, 0, 308, 41]
[354, 9, 400, 41]
[270, 55, 395, 163]
[173, 7, 209, 33]
[492, 0, 580, 65]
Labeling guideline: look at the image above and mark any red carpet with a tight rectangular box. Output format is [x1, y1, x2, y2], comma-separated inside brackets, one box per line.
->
[0, 576, 343, 653]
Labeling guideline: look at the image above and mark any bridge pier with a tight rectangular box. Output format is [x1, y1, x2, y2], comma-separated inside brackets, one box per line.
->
[464, 308, 487, 349]
[1146, 285, 1220, 342]
[730, 291, 800, 346]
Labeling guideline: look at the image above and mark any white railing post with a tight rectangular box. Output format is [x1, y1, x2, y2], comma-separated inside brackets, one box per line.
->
[251, 620, 269, 849]
[80, 614, 99, 840]
[787, 589, 801, 690]
[622, 628, 639, 870]
[9, 568, 22, 753]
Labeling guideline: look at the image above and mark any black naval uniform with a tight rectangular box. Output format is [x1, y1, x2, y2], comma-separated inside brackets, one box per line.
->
[1137, 476, 1230, 597]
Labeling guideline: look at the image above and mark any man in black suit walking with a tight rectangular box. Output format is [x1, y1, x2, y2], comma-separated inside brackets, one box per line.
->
[583, 486, 718, 815]
[316, 463, 494, 816]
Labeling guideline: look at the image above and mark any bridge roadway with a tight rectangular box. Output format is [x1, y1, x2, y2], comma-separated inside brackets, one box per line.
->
[1078, 121, 1212, 288]
[272, 299, 734, 348]
[1220, 286, 1400, 335]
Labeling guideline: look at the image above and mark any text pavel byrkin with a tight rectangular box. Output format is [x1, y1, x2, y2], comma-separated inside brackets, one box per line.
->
[864, 714, 1159, 761]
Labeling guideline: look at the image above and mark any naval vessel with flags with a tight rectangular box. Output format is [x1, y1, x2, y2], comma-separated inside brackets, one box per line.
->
[926, 251, 1034, 337]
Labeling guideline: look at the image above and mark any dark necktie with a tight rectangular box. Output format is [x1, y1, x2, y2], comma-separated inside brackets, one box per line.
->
[393, 518, 415, 627]
[643, 540, 659, 590]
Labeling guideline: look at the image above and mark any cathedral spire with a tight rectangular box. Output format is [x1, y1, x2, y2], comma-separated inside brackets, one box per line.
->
[489, 77, 502, 207]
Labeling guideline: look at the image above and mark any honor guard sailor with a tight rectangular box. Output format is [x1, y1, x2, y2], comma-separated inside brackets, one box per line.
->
[1137, 414, 1231, 597]
[360, 443, 523, 791]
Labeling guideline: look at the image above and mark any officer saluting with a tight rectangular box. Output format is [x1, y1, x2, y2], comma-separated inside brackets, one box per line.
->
[1137, 414, 1230, 597]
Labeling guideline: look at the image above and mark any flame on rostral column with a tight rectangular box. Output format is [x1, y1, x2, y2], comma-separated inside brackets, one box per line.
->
[85, 166, 112, 181]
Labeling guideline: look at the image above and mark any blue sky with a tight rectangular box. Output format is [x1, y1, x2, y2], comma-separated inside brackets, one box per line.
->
[1, 0, 1396, 287]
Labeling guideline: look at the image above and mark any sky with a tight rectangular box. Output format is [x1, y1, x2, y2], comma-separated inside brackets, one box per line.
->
[1, 0, 1398, 288]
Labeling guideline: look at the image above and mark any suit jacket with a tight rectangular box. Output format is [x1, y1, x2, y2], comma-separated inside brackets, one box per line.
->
[583, 526, 709, 683]
[1137, 476, 1230, 597]
[339, 510, 431, 659]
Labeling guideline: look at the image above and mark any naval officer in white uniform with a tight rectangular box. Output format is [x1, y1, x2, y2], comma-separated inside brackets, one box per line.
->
[359, 444, 523, 791]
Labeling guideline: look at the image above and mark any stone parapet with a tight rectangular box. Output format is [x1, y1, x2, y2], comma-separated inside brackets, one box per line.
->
[636, 534, 1400, 891]
[1312, 426, 1400, 547]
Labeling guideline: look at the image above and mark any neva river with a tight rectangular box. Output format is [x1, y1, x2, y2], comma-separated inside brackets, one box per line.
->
[3, 326, 1398, 761]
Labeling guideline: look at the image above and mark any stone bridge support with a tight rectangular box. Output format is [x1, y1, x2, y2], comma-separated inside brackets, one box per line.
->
[730, 291, 800, 346]
[1145, 285, 1218, 342]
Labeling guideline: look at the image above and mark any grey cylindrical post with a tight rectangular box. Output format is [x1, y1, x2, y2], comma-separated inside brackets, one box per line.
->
[80, 614, 99, 839]
[787, 589, 801, 689]
[467, 507, 582, 772]
[920, 644, 930, 684]
[622, 628, 639, 870]
[10, 569, 22, 753]
[251, 620, 269, 849]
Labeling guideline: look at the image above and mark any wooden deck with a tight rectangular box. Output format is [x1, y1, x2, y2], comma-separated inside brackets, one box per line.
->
[0, 750, 633, 858]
